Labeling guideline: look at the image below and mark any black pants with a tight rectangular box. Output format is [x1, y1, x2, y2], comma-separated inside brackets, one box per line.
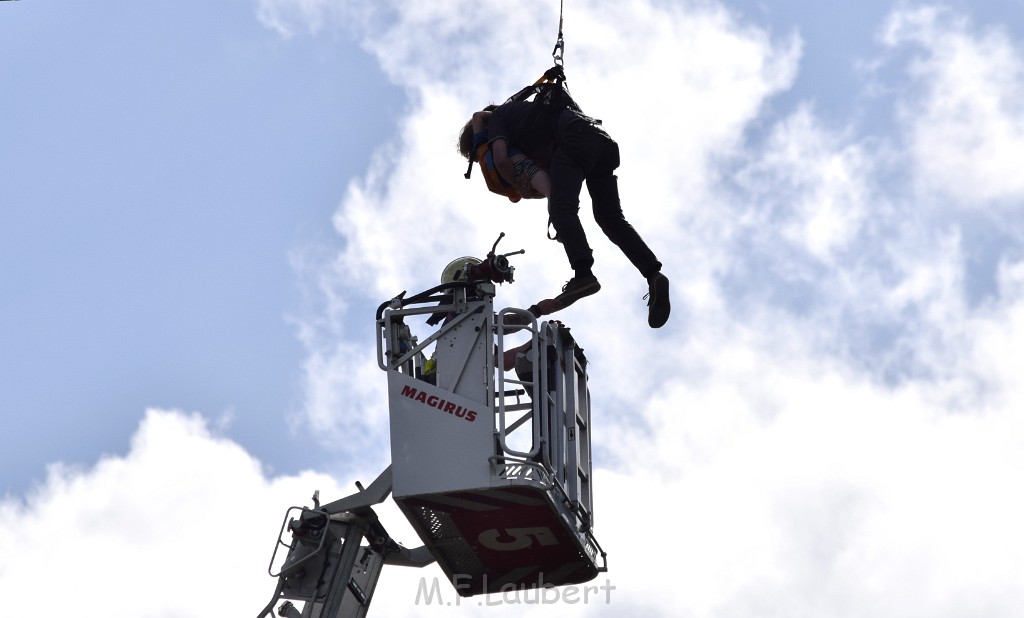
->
[548, 117, 662, 278]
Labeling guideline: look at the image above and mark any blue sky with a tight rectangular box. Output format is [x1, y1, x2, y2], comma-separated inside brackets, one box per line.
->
[3, 1, 1024, 616]
[1, 0, 401, 490]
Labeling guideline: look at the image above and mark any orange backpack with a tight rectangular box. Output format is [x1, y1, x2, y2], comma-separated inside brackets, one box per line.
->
[474, 143, 522, 203]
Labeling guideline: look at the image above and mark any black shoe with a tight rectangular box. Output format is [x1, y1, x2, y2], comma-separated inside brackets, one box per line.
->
[554, 275, 601, 307]
[646, 273, 670, 328]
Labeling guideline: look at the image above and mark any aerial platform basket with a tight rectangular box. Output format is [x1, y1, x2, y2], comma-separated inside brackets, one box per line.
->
[376, 251, 607, 597]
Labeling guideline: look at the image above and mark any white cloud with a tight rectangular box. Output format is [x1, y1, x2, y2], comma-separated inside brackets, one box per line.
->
[7, 2, 1024, 617]
[0, 410, 349, 616]
[881, 6, 1024, 205]
[735, 104, 875, 262]
[282, 0, 802, 446]
[274, 3, 1024, 614]
[599, 314, 1024, 615]
[255, 0, 358, 37]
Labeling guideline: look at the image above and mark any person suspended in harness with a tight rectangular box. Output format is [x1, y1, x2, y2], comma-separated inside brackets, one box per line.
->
[458, 83, 671, 329]
[459, 106, 552, 202]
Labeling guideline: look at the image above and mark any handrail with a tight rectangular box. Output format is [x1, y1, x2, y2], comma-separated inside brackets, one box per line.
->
[376, 283, 488, 372]
[494, 308, 543, 459]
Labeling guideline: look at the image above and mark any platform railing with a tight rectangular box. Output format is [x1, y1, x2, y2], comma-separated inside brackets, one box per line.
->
[494, 307, 544, 460]
[375, 283, 596, 539]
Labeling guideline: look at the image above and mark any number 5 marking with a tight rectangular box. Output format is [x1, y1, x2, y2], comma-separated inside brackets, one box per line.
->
[478, 526, 558, 551]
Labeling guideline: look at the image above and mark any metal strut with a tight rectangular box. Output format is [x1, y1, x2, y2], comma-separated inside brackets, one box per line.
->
[258, 467, 435, 618]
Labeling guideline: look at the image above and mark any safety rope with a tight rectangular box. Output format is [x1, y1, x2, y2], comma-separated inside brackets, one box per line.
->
[552, 0, 565, 67]
[464, 1, 568, 182]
